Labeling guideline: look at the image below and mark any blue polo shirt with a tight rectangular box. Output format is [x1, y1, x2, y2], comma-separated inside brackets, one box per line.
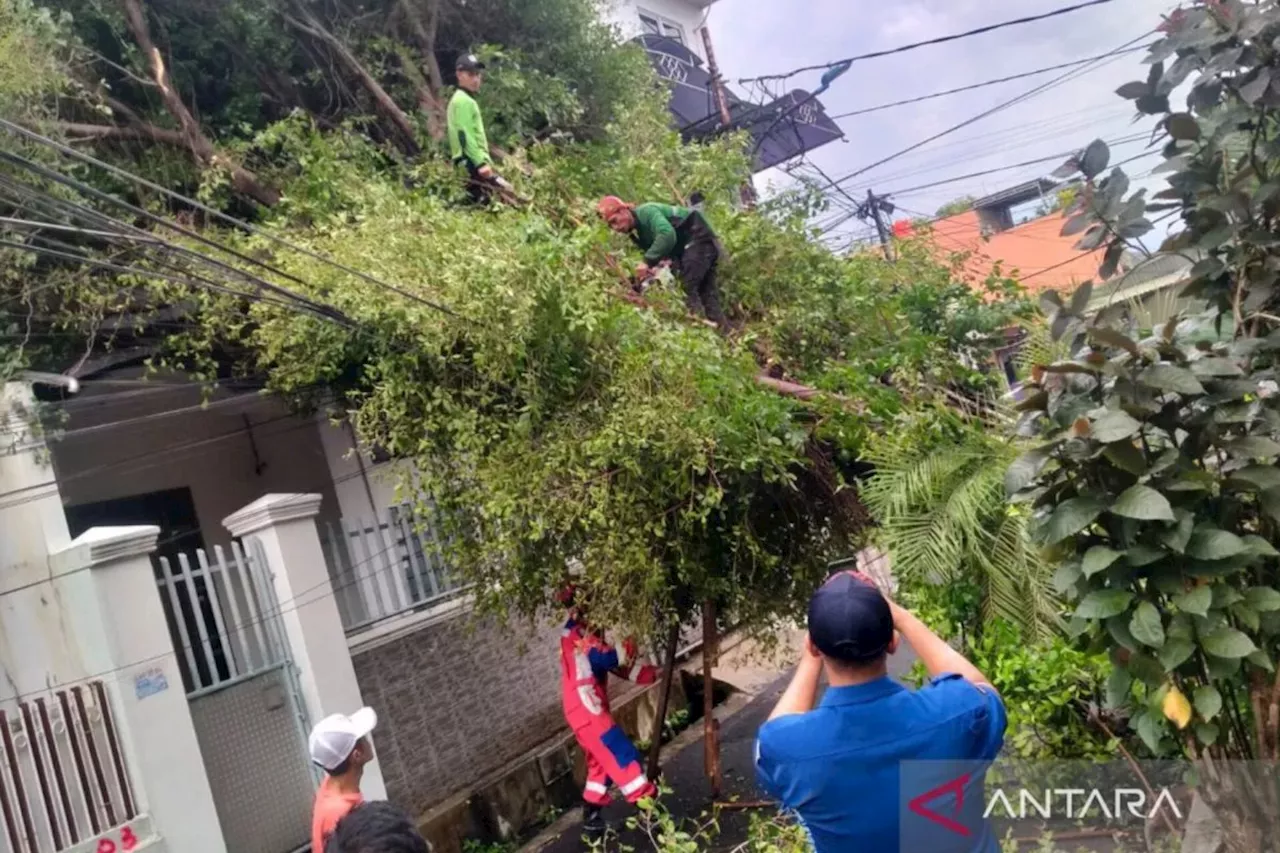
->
[755, 674, 1006, 853]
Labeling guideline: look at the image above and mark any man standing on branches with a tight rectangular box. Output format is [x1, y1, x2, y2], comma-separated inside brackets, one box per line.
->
[556, 583, 661, 839]
[597, 195, 727, 331]
[447, 53, 515, 205]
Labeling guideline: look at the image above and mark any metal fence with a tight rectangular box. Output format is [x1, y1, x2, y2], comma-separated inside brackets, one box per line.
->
[319, 505, 467, 635]
[156, 542, 289, 696]
[0, 681, 137, 853]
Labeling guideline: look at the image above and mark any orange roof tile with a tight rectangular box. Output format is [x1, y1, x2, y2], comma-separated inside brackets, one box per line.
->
[896, 210, 1105, 294]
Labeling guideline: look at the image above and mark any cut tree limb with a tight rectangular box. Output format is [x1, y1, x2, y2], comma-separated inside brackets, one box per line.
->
[57, 121, 187, 147]
[118, 0, 279, 206]
[284, 4, 421, 156]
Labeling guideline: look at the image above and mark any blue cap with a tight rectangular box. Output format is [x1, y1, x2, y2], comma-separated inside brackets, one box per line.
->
[807, 572, 894, 663]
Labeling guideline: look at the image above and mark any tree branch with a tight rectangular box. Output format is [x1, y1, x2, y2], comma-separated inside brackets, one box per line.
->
[117, 0, 278, 206]
[283, 3, 421, 156]
[56, 121, 187, 147]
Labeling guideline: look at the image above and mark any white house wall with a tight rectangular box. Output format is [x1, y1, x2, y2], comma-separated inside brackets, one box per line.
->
[50, 383, 342, 549]
[315, 414, 411, 523]
[605, 0, 710, 60]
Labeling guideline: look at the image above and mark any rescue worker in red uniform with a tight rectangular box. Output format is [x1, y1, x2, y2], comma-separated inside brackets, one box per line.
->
[557, 584, 660, 838]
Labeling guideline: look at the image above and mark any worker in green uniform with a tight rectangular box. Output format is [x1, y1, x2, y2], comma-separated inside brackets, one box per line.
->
[447, 53, 514, 204]
[596, 195, 726, 329]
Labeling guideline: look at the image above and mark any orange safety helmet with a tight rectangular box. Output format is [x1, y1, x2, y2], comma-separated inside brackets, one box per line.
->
[596, 195, 632, 220]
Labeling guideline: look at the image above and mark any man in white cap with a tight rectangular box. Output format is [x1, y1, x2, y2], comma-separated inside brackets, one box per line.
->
[309, 707, 378, 853]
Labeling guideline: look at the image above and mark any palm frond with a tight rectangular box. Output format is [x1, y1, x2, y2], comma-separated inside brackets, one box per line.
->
[865, 428, 1061, 641]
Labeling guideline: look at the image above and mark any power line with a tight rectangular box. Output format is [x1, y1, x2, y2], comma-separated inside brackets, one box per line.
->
[0, 119, 471, 325]
[828, 44, 1149, 121]
[885, 133, 1152, 198]
[811, 29, 1155, 197]
[738, 0, 1118, 84]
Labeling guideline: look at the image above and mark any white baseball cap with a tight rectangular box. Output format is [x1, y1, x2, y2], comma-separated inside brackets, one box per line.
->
[308, 708, 377, 771]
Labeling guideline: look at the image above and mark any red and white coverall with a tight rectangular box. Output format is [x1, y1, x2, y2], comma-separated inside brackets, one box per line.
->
[560, 618, 659, 806]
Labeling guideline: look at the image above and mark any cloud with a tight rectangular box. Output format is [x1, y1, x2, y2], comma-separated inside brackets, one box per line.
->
[708, 0, 1178, 241]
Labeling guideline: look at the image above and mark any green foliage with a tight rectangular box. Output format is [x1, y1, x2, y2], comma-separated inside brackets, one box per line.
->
[0, 0, 73, 117]
[967, 621, 1117, 760]
[935, 195, 976, 218]
[863, 421, 1060, 641]
[1011, 14, 1280, 827]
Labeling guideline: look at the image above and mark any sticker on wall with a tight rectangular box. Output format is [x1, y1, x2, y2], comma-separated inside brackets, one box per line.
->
[133, 667, 169, 700]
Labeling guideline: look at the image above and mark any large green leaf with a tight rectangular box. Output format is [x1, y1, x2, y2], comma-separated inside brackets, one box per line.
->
[1187, 529, 1247, 560]
[1077, 589, 1134, 620]
[1089, 327, 1141, 357]
[1245, 587, 1280, 612]
[1043, 497, 1105, 544]
[1105, 667, 1132, 709]
[1159, 512, 1195, 553]
[1092, 410, 1142, 443]
[1082, 546, 1123, 577]
[1225, 436, 1280, 459]
[1158, 638, 1195, 669]
[1111, 485, 1175, 521]
[1130, 601, 1166, 648]
[1174, 585, 1212, 616]
[1104, 441, 1148, 475]
[1052, 561, 1083, 594]
[1134, 709, 1167, 753]
[1227, 465, 1280, 491]
[1143, 364, 1206, 395]
[1191, 357, 1242, 377]
[1005, 447, 1051, 496]
[1200, 627, 1258, 659]
[1108, 615, 1139, 652]
[1194, 685, 1223, 722]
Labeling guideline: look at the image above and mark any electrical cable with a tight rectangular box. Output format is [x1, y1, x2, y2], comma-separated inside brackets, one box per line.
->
[0, 152, 354, 327]
[811, 29, 1156, 200]
[885, 133, 1152, 199]
[0, 119, 472, 325]
[827, 44, 1150, 121]
[738, 0, 1118, 84]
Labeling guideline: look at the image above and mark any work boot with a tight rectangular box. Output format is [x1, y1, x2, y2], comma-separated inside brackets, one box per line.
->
[581, 803, 607, 842]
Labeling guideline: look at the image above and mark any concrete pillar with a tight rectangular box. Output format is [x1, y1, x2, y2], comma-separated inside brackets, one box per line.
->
[0, 383, 88, 700]
[50, 525, 226, 853]
[224, 494, 387, 800]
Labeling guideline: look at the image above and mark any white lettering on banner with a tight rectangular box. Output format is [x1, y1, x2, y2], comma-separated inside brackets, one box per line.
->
[983, 788, 1185, 822]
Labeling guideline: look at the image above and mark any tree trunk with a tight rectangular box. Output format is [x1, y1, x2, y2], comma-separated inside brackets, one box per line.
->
[701, 600, 721, 798]
[57, 121, 187, 147]
[392, 42, 445, 142]
[645, 623, 681, 781]
[284, 4, 421, 156]
[118, 0, 279, 206]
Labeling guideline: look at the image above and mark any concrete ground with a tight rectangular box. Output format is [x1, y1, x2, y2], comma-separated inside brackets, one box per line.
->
[520, 635, 919, 853]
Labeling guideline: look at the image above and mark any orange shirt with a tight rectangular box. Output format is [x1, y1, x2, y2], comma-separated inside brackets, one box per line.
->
[311, 777, 363, 853]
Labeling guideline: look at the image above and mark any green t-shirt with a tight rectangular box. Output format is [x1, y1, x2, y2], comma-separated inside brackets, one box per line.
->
[631, 202, 701, 264]
[447, 89, 491, 169]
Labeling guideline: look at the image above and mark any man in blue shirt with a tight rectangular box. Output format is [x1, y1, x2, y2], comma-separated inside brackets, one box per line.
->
[755, 571, 1007, 853]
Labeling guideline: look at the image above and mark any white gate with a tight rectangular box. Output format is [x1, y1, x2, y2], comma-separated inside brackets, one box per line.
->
[155, 541, 315, 853]
[319, 505, 468, 635]
[0, 681, 138, 853]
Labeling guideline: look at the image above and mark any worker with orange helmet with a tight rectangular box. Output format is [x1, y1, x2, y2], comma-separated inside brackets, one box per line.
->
[556, 582, 660, 839]
[597, 195, 726, 330]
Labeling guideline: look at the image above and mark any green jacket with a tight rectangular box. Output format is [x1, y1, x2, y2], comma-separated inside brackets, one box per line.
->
[447, 89, 491, 169]
[631, 203, 715, 264]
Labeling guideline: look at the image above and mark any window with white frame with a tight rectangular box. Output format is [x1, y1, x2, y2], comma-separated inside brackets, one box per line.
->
[638, 9, 686, 44]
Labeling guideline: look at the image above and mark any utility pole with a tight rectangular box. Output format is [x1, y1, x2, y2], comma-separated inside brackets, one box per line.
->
[701, 26, 757, 208]
[857, 189, 896, 262]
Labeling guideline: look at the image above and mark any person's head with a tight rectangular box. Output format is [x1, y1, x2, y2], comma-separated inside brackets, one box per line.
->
[309, 708, 377, 779]
[455, 53, 485, 93]
[326, 801, 431, 853]
[597, 196, 636, 233]
[806, 571, 898, 684]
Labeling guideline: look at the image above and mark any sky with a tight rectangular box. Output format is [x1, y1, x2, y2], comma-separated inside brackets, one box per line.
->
[703, 0, 1180, 250]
